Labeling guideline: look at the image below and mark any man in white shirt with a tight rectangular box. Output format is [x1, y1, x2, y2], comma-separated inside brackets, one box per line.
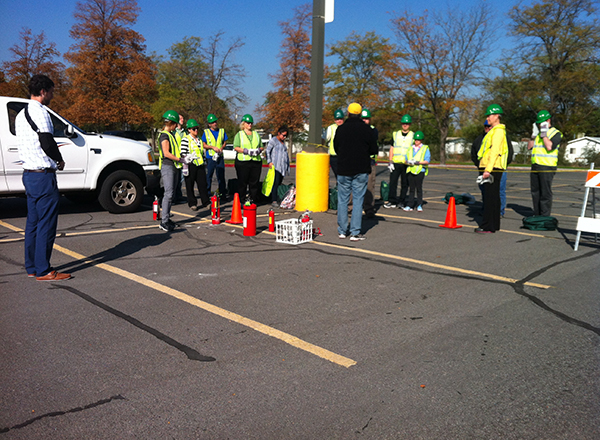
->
[16, 74, 71, 281]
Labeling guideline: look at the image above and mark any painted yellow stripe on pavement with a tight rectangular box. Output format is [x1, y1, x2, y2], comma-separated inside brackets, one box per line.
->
[52, 242, 356, 368]
[310, 240, 551, 289]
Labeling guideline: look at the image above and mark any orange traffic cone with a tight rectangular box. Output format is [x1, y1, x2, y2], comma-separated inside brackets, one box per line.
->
[439, 196, 462, 229]
[226, 193, 243, 224]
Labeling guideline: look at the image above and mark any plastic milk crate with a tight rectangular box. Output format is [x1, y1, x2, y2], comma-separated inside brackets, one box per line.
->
[275, 218, 313, 245]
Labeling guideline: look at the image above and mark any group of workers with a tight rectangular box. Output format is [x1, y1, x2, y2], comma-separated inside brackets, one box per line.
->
[157, 110, 290, 232]
[327, 102, 562, 238]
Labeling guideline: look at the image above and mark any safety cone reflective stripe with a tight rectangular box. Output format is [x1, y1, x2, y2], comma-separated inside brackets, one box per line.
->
[226, 193, 243, 224]
[439, 196, 462, 229]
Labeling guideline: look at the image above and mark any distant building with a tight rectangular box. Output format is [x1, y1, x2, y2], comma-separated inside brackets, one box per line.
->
[564, 137, 600, 163]
[444, 137, 523, 162]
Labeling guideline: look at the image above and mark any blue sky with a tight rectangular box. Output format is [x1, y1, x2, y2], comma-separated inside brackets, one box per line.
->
[1, 0, 529, 114]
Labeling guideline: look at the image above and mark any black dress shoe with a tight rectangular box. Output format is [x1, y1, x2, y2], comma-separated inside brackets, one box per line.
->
[474, 228, 494, 233]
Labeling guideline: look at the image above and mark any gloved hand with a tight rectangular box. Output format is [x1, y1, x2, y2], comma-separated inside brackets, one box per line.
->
[388, 162, 395, 172]
[531, 122, 539, 140]
[476, 175, 494, 184]
[182, 155, 192, 164]
[407, 160, 415, 166]
[250, 149, 260, 157]
[539, 122, 549, 138]
[243, 148, 249, 155]
[212, 153, 220, 161]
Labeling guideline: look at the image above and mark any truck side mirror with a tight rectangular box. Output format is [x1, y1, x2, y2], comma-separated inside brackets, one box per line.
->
[65, 124, 77, 139]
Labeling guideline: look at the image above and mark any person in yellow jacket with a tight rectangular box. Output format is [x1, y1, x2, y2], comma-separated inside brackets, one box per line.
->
[181, 119, 210, 211]
[158, 110, 185, 232]
[384, 114, 413, 209]
[476, 104, 509, 233]
[233, 114, 264, 203]
[527, 110, 562, 217]
[402, 131, 430, 212]
[325, 109, 344, 180]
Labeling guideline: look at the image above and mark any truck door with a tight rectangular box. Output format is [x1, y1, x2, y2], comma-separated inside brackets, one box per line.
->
[4, 101, 89, 191]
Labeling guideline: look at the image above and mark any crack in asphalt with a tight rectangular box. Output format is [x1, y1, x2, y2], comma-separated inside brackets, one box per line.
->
[0, 395, 126, 434]
[51, 284, 216, 362]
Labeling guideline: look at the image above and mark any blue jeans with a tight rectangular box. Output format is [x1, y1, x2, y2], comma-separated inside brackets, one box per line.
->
[22, 170, 61, 276]
[206, 156, 226, 196]
[337, 173, 369, 236]
[500, 171, 507, 216]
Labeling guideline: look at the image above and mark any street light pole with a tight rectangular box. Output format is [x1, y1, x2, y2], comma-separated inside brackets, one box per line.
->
[308, 0, 325, 150]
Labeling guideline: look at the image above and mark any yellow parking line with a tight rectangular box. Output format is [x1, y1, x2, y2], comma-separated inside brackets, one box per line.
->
[0, 217, 356, 368]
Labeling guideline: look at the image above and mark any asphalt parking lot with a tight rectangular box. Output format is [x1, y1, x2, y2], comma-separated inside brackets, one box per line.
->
[1, 164, 599, 439]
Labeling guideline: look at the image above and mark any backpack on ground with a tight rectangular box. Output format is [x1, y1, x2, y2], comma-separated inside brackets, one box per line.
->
[380, 181, 389, 202]
[522, 216, 558, 231]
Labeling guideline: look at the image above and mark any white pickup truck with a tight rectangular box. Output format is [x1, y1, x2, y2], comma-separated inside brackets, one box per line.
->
[0, 96, 160, 213]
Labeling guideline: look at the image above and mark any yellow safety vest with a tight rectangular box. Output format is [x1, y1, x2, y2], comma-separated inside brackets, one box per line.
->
[183, 134, 204, 166]
[237, 130, 262, 162]
[392, 131, 413, 163]
[531, 127, 561, 167]
[478, 125, 508, 170]
[158, 130, 182, 169]
[327, 124, 338, 156]
[406, 144, 429, 176]
[204, 128, 225, 158]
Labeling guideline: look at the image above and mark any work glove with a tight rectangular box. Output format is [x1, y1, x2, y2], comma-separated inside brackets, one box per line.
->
[251, 149, 261, 157]
[212, 153, 220, 161]
[407, 160, 416, 166]
[539, 122, 549, 138]
[476, 175, 494, 184]
[388, 162, 395, 172]
[243, 148, 249, 155]
[531, 123, 539, 140]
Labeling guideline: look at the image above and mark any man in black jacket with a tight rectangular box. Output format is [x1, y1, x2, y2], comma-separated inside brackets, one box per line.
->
[333, 102, 379, 241]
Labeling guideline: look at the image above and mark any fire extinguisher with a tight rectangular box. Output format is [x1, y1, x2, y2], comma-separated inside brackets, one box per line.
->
[243, 203, 257, 236]
[268, 208, 275, 232]
[211, 193, 221, 224]
[153, 196, 160, 221]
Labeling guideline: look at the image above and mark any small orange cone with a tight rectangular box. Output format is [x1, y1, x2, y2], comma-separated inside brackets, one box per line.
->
[439, 196, 462, 229]
[226, 193, 243, 224]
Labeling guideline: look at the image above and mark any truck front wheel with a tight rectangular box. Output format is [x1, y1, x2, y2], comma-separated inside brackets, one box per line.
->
[98, 170, 144, 214]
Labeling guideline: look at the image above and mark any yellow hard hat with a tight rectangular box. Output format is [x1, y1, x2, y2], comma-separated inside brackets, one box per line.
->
[348, 102, 362, 115]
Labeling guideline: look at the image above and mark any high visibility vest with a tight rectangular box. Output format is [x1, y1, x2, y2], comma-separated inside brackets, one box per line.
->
[478, 125, 508, 170]
[392, 131, 413, 163]
[531, 127, 561, 167]
[237, 130, 262, 162]
[158, 130, 182, 169]
[183, 134, 204, 166]
[204, 128, 225, 158]
[406, 144, 429, 175]
[327, 124, 338, 156]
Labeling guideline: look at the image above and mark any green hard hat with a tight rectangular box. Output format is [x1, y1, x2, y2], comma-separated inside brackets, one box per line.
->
[163, 110, 179, 123]
[414, 131, 424, 140]
[361, 109, 372, 118]
[401, 114, 412, 124]
[207, 113, 218, 123]
[334, 109, 344, 119]
[186, 119, 199, 129]
[536, 110, 551, 124]
[242, 114, 254, 123]
[485, 104, 504, 116]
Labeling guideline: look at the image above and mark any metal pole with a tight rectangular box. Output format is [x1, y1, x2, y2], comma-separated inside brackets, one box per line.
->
[308, 0, 325, 150]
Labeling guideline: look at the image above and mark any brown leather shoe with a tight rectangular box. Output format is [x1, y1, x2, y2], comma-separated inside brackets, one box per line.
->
[36, 270, 72, 281]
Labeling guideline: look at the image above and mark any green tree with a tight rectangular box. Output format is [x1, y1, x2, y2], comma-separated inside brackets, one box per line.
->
[258, 4, 311, 147]
[153, 34, 246, 131]
[325, 31, 401, 114]
[64, 0, 156, 131]
[507, 0, 600, 139]
[391, 4, 492, 164]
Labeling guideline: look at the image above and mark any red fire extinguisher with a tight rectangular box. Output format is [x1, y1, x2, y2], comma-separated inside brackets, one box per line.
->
[268, 208, 275, 232]
[211, 193, 221, 224]
[243, 203, 257, 236]
[153, 196, 160, 221]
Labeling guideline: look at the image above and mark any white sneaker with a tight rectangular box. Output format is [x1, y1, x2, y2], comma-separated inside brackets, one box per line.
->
[383, 202, 396, 209]
[350, 234, 366, 241]
[339, 233, 347, 239]
[417, 205, 423, 212]
[403, 206, 413, 211]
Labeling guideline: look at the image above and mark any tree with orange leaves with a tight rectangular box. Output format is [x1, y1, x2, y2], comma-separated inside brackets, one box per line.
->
[0, 28, 66, 109]
[392, 5, 491, 164]
[64, 0, 156, 131]
[258, 4, 311, 147]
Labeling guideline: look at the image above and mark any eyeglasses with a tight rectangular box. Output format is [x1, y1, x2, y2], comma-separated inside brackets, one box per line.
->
[280, 133, 288, 138]
[189, 127, 198, 131]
